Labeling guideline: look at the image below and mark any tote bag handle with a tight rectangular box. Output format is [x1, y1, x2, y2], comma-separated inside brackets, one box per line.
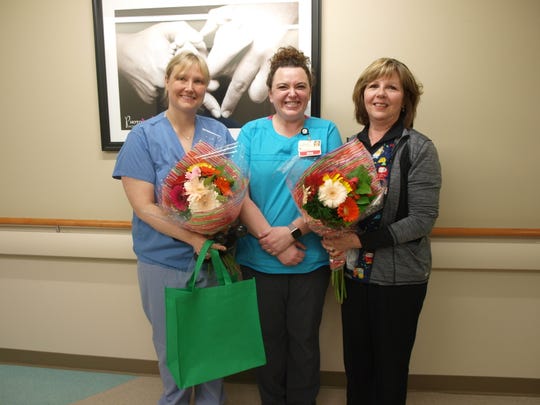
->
[210, 248, 232, 286]
[188, 240, 232, 291]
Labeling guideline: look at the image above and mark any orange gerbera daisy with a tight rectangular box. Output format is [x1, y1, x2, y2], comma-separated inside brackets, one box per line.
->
[199, 165, 220, 177]
[215, 176, 233, 196]
[337, 197, 360, 223]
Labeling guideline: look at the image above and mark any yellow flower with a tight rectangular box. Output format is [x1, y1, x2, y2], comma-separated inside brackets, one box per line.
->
[322, 173, 352, 193]
[187, 162, 214, 172]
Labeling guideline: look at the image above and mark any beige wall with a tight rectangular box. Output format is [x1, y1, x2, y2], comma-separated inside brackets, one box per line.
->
[1, 228, 539, 378]
[1, 0, 539, 227]
[1, 0, 539, 381]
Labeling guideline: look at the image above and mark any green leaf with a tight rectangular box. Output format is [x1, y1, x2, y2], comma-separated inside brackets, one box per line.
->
[357, 196, 370, 205]
[356, 182, 372, 195]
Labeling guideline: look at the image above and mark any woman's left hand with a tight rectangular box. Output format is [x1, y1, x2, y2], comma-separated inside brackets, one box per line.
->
[322, 232, 361, 255]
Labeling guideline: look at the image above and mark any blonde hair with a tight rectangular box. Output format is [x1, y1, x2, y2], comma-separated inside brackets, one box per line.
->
[352, 58, 423, 128]
[163, 51, 210, 102]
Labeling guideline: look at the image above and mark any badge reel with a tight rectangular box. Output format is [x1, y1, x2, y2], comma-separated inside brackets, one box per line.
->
[297, 128, 322, 157]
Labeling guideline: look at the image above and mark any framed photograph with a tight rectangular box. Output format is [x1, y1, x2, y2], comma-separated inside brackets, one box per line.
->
[92, 0, 321, 151]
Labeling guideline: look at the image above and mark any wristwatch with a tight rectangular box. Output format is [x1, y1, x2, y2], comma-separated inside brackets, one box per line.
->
[287, 223, 302, 240]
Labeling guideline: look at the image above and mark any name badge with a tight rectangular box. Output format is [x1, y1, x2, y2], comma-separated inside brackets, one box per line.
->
[298, 140, 322, 157]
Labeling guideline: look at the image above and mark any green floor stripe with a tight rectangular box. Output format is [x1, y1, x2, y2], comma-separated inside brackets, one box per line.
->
[0, 365, 136, 405]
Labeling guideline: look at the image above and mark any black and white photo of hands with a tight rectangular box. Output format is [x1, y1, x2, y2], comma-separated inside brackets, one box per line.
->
[200, 3, 298, 118]
[116, 3, 298, 119]
[116, 21, 221, 117]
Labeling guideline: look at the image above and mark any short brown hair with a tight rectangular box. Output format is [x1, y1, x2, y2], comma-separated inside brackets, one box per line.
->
[352, 58, 423, 128]
[266, 46, 313, 89]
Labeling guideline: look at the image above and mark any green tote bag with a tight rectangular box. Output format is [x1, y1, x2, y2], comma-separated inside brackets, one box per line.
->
[165, 240, 266, 389]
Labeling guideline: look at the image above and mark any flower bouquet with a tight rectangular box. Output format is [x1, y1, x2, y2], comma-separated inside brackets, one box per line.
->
[160, 141, 249, 277]
[288, 139, 385, 302]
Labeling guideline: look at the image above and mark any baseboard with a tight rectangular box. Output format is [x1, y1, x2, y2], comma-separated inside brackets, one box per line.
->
[0, 348, 159, 375]
[407, 374, 540, 396]
[1, 349, 538, 397]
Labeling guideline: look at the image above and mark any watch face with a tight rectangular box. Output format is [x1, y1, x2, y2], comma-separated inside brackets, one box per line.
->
[291, 228, 302, 240]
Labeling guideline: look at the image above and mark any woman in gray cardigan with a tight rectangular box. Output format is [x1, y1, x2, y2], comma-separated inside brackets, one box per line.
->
[322, 57, 442, 405]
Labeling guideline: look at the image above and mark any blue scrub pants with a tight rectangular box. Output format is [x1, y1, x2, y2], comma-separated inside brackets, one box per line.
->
[137, 261, 226, 405]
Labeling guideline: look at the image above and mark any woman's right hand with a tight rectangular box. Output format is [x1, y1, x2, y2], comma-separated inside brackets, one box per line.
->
[276, 244, 305, 266]
[192, 235, 227, 258]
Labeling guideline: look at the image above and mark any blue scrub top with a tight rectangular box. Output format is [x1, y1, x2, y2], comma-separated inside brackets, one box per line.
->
[235, 116, 342, 274]
[113, 112, 235, 271]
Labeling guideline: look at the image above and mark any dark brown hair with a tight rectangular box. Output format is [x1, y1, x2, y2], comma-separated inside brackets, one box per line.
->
[266, 46, 313, 89]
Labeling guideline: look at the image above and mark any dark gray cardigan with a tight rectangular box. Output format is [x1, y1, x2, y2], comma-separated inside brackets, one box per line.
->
[358, 128, 442, 285]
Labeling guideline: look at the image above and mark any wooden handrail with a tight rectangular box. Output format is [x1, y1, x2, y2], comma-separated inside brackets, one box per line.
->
[430, 227, 540, 238]
[1, 217, 539, 238]
[0, 217, 131, 229]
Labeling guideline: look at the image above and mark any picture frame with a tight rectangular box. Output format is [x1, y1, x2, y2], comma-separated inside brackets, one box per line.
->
[92, 0, 321, 151]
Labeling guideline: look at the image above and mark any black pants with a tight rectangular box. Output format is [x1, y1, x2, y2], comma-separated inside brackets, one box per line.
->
[242, 266, 330, 405]
[341, 279, 427, 405]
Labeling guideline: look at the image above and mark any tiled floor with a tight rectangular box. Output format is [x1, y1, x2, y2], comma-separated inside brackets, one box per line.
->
[1, 365, 539, 405]
[74, 375, 540, 405]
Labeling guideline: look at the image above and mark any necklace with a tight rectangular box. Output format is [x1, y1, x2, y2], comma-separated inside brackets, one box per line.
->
[165, 111, 194, 141]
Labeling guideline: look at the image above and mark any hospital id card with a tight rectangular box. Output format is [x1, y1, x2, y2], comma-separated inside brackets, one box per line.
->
[298, 140, 322, 157]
